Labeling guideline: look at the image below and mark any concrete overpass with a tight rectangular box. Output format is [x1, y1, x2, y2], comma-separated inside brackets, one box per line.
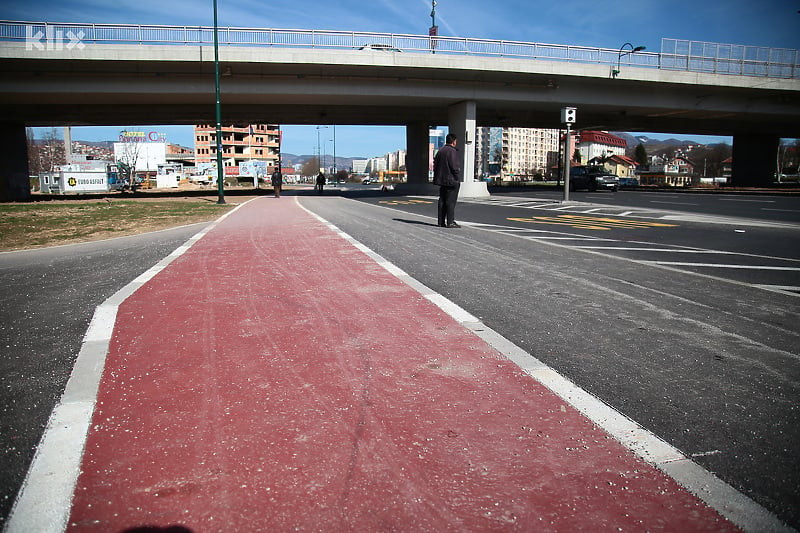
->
[1, 21, 798, 199]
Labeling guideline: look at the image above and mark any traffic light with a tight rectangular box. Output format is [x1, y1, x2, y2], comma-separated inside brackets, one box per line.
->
[561, 107, 577, 124]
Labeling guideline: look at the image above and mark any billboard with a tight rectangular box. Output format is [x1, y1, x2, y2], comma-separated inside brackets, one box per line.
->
[239, 160, 268, 177]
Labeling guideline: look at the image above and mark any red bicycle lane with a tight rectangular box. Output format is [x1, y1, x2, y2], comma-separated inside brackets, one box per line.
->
[66, 196, 737, 532]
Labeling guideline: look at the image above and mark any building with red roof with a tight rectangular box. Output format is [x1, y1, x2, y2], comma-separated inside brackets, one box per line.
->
[577, 131, 627, 164]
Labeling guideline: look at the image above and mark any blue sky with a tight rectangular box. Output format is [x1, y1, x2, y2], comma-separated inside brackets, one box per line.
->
[14, 0, 799, 156]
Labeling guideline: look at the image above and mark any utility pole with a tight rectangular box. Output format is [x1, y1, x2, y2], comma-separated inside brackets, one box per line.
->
[213, 0, 226, 204]
[429, 0, 438, 54]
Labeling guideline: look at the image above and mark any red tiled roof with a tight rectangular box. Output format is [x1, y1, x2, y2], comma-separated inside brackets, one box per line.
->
[578, 130, 627, 148]
[608, 154, 638, 167]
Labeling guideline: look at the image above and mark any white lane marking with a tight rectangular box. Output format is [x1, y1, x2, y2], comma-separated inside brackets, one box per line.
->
[649, 201, 701, 206]
[718, 198, 776, 203]
[4, 200, 252, 533]
[754, 285, 800, 297]
[650, 262, 800, 271]
[756, 285, 800, 291]
[575, 247, 738, 254]
[299, 198, 790, 533]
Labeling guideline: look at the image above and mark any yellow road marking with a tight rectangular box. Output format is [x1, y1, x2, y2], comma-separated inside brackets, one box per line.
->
[508, 215, 678, 230]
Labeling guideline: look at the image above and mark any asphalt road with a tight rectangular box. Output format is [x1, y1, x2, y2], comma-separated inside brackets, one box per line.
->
[0, 223, 210, 526]
[490, 186, 800, 224]
[300, 189, 800, 529]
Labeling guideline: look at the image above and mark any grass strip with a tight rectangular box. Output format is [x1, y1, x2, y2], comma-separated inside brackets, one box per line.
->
[0, 199, 233, 251]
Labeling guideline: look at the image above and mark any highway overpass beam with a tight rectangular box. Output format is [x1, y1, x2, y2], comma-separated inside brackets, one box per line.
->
[448, 101, 489, 198]
[0, 123, 31, 201]
[731, 133, 779, 187]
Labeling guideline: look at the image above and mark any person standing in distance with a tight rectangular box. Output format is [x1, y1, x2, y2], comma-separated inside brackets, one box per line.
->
[433, 132, 462, 228]
[316, 171, 325, 195]
[271, 168, 283, 198]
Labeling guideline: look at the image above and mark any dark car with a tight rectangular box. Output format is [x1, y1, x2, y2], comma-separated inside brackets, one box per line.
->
[569, 165, 619, 192]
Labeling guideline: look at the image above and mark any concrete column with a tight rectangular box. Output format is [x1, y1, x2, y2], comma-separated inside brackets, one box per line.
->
[64, 126, 73, 165]
[0, 123, 32, 201]
[396, 122, 438, 195]
[405, 121, 429, 185]
[448, 101, 489, 198]
[731, 133, 779, 187]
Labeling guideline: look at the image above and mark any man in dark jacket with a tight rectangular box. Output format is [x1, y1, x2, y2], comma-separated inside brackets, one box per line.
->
[433, 133, 462, 228]
[271, 169, 282, 197]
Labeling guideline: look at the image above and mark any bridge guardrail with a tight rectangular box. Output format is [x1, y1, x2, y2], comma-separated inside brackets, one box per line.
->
[1, 20, 797, 79]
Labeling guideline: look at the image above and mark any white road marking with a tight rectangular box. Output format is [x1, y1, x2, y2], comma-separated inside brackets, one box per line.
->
[753, 285, 800, 296]
[650, 262, 800, 271]
[575, 247, 738, 253]
[718, 198, 776, 203]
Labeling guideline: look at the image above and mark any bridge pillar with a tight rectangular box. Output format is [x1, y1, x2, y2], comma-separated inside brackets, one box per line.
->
[397, 121, 438, 195]
[731, 133, 779, 187]
[0, 123, 31, 201]
[448, 101, 489, 198]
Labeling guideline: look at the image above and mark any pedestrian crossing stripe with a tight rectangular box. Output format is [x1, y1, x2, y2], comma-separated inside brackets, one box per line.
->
[379, 199, 433, 205]
[508, 215, 679, 230]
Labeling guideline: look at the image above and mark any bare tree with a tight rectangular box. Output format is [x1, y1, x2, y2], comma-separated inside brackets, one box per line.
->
[116, 136, 144, 189]
[26, 128, 42, 177]
[301, 156, 321, 178]
[39, 128, 64, 173]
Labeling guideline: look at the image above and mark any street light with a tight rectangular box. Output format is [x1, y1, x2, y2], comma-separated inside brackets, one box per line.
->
[212, 0, 225, 204]
[316, 125, 329, 173]
[612, 42, 646, 78]
[429, 0, 438, 54]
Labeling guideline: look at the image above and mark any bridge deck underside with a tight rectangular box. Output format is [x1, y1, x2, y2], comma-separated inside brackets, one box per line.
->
[0, 47, 798, 136]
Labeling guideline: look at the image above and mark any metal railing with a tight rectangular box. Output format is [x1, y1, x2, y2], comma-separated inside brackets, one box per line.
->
[660, 38, 800, 79]
[1, 20, 797, 79]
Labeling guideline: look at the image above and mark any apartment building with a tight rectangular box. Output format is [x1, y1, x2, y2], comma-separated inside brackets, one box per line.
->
[476, 127, 560, 180]
[194, 124, 281, 173]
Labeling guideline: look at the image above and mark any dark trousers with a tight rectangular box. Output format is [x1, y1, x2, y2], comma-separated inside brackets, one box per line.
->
[438, 184, 460, 226]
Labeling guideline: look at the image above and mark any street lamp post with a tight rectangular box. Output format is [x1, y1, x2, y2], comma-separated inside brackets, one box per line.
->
[429, 0, 438, 54]
[612, 42, 646, 78]
[316, 125, 329, 175]
[212, 0, 225, 204]
[332, 124, 336, 178]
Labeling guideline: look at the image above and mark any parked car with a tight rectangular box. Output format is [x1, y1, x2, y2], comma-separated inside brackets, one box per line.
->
[362, 177, 371, 184]
[569, 165, 619, 191]
[593, 173, 620, 191]
[618, 177, 639, 188]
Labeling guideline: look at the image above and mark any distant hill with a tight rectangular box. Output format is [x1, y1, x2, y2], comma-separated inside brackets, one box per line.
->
[611, 132, 702, 148]
[281, 153, 365, 170]
[611, 132, 730, 157]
